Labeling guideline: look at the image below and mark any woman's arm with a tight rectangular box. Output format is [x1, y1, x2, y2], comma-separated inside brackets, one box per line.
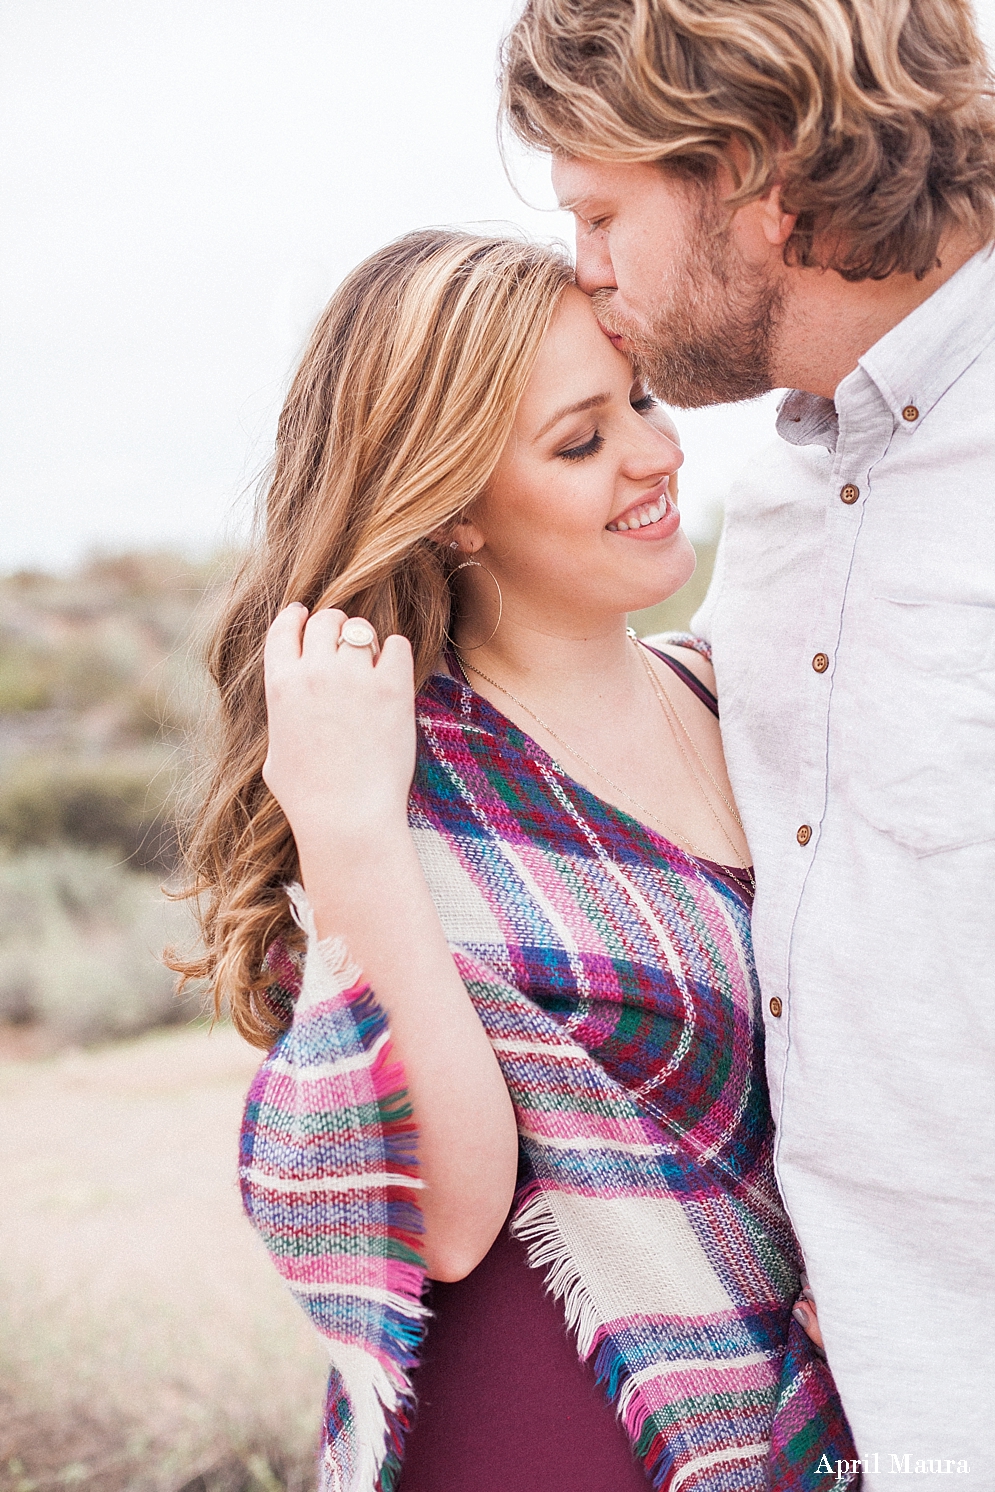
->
[263, 604, 518, 1281]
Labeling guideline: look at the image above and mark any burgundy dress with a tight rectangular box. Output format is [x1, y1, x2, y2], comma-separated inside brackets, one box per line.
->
[397, 1224, 651, 1492]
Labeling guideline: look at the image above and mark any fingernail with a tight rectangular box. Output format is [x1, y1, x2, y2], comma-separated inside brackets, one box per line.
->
[286, 601, 308, 611]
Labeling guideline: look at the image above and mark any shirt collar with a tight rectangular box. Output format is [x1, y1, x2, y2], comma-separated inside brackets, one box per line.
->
[776, 242, 995, 451]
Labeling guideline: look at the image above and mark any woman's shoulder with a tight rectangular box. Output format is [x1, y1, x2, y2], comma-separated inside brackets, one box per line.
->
[416, 665, 475, 726]
[639, 631, 716, 693]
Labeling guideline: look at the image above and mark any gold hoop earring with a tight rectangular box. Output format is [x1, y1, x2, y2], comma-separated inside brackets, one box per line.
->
[451, 557, 503, 650]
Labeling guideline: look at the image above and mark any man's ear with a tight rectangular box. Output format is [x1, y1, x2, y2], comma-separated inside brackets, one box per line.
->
[758, 181, 796, 248]
[721, 140, 795, 252]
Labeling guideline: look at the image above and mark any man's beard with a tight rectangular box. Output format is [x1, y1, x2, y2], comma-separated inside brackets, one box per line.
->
[595, 196, 785, 409]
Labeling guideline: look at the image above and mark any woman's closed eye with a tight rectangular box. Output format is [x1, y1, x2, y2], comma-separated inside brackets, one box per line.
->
[556, 394, 659, 460]
[557, 430, 605, 462]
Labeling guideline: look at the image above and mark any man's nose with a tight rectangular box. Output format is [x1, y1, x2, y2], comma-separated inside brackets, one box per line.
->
[573, 224, 616, 297]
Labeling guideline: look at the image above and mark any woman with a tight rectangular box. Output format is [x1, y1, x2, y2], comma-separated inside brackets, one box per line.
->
[176, 230, 857, 1492]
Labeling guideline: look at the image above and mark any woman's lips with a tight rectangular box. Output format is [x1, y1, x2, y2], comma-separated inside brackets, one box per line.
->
[606, 490, 681, 541]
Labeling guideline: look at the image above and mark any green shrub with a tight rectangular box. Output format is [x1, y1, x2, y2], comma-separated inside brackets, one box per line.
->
[0, 848, 197, 1043]
[0, 641, 57, 712]
[0, 754, 178, 869]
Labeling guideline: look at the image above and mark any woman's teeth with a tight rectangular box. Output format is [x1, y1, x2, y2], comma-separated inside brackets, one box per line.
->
[606, 500, 665, 533]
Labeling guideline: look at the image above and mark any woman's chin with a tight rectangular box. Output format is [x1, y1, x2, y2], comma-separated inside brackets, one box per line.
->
[620, 548, 698, 615]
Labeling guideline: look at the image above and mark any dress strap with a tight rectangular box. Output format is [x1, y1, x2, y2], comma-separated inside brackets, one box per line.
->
[640, 643, 719, 718]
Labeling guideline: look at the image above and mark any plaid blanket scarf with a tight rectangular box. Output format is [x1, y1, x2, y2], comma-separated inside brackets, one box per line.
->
[240, 648, 860, 1492]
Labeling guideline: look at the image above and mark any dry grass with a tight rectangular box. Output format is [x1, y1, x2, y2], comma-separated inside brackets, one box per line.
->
[0, 1025, 327, 1492]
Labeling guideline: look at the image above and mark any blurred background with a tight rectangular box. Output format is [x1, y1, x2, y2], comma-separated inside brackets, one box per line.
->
[2, 2, 994, 1488]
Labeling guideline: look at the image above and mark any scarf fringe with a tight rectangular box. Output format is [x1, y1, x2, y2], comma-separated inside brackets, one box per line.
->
[287, 882, 364, 1011]
[328, 982, 428, 1492]
[510, 1190, 675, 1486]
[511, 1190, 763, 1492]
[317, 1343, 415, 1492]
[249, 897, 429, 1492]
[511, 1189, 603, 1360]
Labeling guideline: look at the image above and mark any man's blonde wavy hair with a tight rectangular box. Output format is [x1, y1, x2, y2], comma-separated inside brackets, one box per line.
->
[502, 0, 995, 280]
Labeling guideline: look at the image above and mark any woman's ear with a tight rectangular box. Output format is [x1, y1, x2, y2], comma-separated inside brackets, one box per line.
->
[432, 517, 485, 556]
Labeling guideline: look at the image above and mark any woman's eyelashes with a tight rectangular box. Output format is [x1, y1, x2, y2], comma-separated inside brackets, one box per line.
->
[557, 430, 605, 462]
[555, 395, 658, 462]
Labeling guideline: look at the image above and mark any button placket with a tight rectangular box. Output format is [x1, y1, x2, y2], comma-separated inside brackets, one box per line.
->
[779, 388, 894, 1036]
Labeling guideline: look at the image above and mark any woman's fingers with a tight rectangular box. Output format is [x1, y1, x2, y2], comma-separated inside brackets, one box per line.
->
[264, 602, 309, 673]
[266, 602, 403, 692]
[300, 606, 349, 660]
[261, 603, 416, 841]
[376, 632, 414, 685]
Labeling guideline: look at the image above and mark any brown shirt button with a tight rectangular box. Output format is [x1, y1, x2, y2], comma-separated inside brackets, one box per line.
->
[796, 824, 812, 845]
[840, 483, 860, 504]
[812, 652, 829, 673]
[768, 996, 783, 1018]
[902, 404, 920, 422]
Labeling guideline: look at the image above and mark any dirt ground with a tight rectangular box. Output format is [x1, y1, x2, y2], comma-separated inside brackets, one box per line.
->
[0, 1025, 327, 1492]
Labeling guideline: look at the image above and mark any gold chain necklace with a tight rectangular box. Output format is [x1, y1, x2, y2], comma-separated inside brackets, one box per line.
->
[453, 645, 704, 855]
[629, 635, 754, 890]
[451, 641, 752, 888]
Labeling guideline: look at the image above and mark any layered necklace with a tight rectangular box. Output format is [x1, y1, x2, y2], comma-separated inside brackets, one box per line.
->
[451, 631, 754, 894]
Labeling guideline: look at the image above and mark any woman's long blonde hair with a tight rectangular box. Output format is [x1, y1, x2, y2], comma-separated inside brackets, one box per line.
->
[171, 230, 573, 1047]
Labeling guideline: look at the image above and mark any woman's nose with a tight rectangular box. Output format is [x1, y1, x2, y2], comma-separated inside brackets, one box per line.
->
[628, 424, 683, 482]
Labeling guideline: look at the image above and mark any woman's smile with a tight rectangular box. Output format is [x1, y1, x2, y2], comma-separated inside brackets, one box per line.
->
[605, 485, 680, 538]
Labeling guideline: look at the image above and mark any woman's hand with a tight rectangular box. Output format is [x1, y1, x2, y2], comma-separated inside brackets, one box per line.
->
[262, 605, 416, 856]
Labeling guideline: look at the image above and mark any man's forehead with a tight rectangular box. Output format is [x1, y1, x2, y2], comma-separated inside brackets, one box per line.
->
[550, 155, 614, 210]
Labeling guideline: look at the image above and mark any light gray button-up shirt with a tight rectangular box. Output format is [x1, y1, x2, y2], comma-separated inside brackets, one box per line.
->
[689, 245, 995, 1482]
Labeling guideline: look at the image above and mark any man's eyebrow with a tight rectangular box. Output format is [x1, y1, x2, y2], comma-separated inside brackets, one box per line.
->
[557, 196, 598, 216]
[536, 393, 610, 440]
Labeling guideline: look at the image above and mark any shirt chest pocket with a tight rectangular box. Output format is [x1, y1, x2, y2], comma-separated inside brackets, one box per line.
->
[846, 598, 995, 856]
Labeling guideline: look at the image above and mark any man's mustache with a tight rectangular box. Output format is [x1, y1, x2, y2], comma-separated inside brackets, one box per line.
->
[590, 287, 620, 334]
[589, 288, 656, 386]
[590, 288, 650, 351]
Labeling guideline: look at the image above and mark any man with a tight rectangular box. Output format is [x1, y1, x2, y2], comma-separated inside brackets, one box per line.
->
[502, 0, 995, 1482]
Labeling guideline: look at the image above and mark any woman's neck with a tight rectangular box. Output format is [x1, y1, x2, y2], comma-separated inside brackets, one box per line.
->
[452, 608, 643, 716]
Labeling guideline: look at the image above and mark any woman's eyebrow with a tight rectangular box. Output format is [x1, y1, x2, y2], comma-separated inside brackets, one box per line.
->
[535, 392, 610, 440]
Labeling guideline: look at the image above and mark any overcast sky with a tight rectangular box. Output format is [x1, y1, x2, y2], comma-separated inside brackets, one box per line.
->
[3, 0, 994, 571]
